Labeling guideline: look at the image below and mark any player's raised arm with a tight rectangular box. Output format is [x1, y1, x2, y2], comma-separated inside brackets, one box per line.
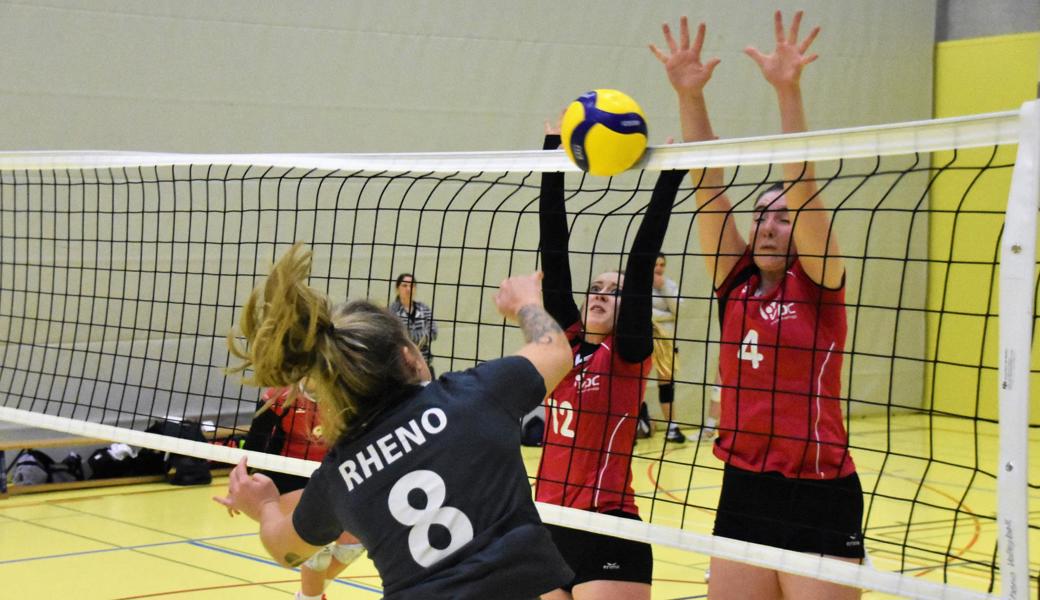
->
[539, 117, 583, 329]
[746, 10, 842, 289]
[614, 168, 685, 364]
[494, 271, 572, 396]
[652, 17, 746, 287]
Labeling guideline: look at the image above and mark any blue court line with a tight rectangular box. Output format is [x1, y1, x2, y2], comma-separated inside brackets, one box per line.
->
[0, 538, 208, 565]
[0, 532, 254, 565]
[188, 540, 383, 594]
[0, 532, 383, 595]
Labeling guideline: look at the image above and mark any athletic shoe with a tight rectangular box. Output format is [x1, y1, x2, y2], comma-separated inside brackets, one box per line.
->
[637, 416, 652, 439]
[697, 427, 717, 444]
[665, 424, 686, 443]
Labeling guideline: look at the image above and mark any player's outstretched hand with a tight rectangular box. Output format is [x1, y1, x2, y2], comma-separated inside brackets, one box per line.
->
[213, 457, 279, 521]
[744, 10, 820, 91]
[650, 16, 721, 97]
[494, 272, 545, 323]
[545, 109, 565, 137]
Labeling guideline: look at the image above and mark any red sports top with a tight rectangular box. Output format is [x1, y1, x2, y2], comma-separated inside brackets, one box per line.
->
[715, 251, 856, 479]
[536, 322, 649, 513]
[260, 387, 328, 462]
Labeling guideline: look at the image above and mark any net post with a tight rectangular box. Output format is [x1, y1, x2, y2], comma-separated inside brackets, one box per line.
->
[997, 99, 1039, 600]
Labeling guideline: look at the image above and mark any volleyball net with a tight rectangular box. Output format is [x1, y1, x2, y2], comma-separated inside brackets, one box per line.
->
[0, 101, 1036, 599]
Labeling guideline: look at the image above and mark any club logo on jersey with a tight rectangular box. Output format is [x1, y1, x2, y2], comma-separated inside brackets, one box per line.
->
[574, 371, 600, 393]
[759, 301, 797, 323]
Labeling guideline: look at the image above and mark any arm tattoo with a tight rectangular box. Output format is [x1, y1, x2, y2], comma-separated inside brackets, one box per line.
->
[518, 304, 564, 345]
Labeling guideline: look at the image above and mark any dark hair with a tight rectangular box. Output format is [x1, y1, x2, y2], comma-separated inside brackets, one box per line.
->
[755, 183, 786, 204]
[395, 273, 415, 287]
[228, 243, 416, 443]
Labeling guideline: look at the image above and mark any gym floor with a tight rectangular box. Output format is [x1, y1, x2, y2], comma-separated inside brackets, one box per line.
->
[1, 413, 1037, 599]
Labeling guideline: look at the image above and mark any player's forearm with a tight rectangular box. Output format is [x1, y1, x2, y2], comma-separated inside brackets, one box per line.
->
[677, 91, 716, 143]
[774, 85, 813, 173]
[617, 170, 684, 362]
[516, 303, 571, 393]
[774, 84, 818, 209]
[774, 84, 807, 135]
[258, 501, 308, 568]
[518, 304, 566, 349]
[677, 92, 726, 203]
[539, 162, 580, 327]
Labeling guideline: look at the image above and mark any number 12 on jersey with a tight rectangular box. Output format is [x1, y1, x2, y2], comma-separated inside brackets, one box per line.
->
[547, 398, 575, 438]
[740, 329, 764, 369]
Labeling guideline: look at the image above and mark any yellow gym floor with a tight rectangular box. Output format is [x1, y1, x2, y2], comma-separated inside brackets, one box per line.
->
[1, 413, 1037, 599]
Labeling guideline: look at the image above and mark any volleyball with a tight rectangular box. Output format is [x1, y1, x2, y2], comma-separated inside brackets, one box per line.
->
[561, 89, 648, 177]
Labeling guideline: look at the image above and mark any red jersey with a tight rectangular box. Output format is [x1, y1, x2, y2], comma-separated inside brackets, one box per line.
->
[536, 322, 649, 514]
[259, 387, 328, 462]
[715, 252, 855, 479]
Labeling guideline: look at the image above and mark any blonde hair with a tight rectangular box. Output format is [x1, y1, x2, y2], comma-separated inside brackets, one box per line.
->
[227, 242, 415, 443]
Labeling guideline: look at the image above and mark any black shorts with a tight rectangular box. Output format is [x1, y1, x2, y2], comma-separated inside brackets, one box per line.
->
[713, 464, 865, 559]
[264, 471, 309, 495]
[544, 510, 653, 590]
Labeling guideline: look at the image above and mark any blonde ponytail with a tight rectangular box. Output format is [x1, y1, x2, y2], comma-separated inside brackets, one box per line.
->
[228, 242, 416, 444]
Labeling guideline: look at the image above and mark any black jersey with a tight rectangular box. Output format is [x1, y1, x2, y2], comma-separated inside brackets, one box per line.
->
[293, 356, 573, 599]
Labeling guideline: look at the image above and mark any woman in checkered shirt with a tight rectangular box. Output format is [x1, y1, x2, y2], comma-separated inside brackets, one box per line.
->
[390, 273, 438, 376]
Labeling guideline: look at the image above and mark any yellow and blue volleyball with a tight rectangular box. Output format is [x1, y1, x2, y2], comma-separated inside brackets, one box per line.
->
[561, 89, 648, 177]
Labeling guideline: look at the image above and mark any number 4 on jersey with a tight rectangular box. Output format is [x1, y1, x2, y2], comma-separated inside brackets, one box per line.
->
[739, 329, 764, 369]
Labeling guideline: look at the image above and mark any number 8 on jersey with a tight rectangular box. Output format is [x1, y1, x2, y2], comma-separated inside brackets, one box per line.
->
[387, 470, 474, 567]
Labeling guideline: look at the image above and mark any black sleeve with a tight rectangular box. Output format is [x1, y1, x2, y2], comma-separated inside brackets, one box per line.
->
[242, 403, 282, 454]
[539, 133, 581, 330]
[469, 355, 548, 419]
[615, 169, 685, 363]
[292, 464, 343, 546]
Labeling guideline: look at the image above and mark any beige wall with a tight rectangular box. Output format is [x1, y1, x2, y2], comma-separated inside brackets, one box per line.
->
[0, 0, 934, 153]
[0, 0, 939, 430]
